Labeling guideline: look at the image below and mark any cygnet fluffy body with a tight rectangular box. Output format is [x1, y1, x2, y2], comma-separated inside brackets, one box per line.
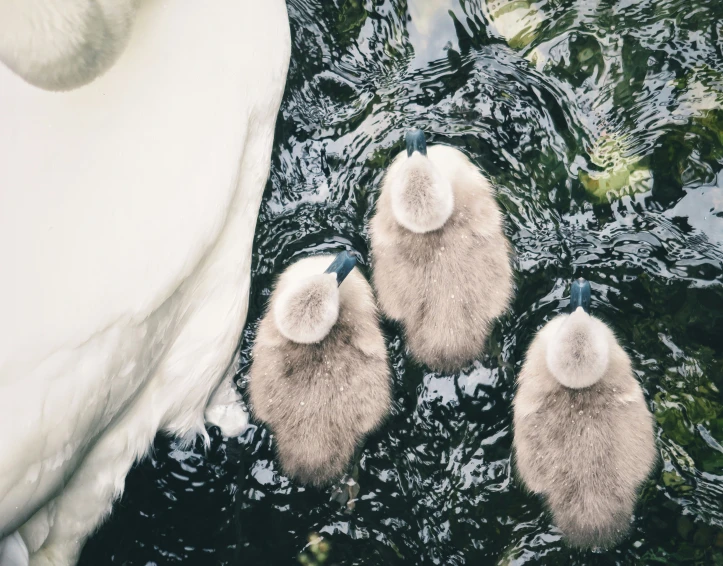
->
[249, 253, 391, 486]
[513, 279, 656, 548]
[370, 130, 513, 371]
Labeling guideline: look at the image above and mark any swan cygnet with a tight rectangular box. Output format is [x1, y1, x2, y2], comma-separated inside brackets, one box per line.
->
[513, 278, 657, 549]
[370, 129, 513, 371]
[249, 252, 392, 486]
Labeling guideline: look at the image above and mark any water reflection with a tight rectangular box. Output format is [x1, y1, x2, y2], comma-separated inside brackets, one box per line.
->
[81, 0, 723, 564]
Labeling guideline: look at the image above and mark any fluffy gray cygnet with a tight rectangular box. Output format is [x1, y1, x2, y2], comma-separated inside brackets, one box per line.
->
[248, 252, 392, 486]
[513, 278, 657, 548]
[370, 129, 513, 371]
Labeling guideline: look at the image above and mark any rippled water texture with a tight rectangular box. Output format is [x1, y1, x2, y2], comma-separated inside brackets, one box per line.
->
[80, 0, 723, 564]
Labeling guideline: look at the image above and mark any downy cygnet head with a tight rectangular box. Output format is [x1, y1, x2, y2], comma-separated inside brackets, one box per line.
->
[546, 278, 610, 389]
[388, 129, 454, 233]
[274, 251, 357, 344]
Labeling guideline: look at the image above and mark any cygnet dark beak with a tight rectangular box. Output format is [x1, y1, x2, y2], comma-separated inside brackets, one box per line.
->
[570, 277, 591, 313]
[324, 251, 357, 286]
[406, 128, 427, 157]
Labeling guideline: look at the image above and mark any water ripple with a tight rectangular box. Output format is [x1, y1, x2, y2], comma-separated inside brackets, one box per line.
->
[82, 0, 723, 564]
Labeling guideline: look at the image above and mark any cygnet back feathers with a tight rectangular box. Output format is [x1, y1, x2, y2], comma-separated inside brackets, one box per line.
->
[371, 132, 513, 371]
[249, 253, 392, 486]
[513, 279, 656, 548]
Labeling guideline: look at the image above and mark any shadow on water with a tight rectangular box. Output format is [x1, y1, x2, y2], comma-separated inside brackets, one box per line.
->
[81, 0, 723, 564]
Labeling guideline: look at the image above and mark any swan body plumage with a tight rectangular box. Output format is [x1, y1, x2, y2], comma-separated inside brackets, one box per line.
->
[0, 0, 139, 91]
[0, 1, 290, 563]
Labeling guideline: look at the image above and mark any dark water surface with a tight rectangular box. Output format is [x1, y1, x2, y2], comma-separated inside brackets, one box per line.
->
[81, 0, 723, 564]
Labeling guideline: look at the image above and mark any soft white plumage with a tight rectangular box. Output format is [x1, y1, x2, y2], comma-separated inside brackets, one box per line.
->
[0, 532, 29, 566]
[0, 0, 139, 91]
[0, 1, 290, 564]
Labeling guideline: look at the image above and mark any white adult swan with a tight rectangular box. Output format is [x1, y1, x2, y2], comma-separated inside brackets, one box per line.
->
[0, 1, 291, 564]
